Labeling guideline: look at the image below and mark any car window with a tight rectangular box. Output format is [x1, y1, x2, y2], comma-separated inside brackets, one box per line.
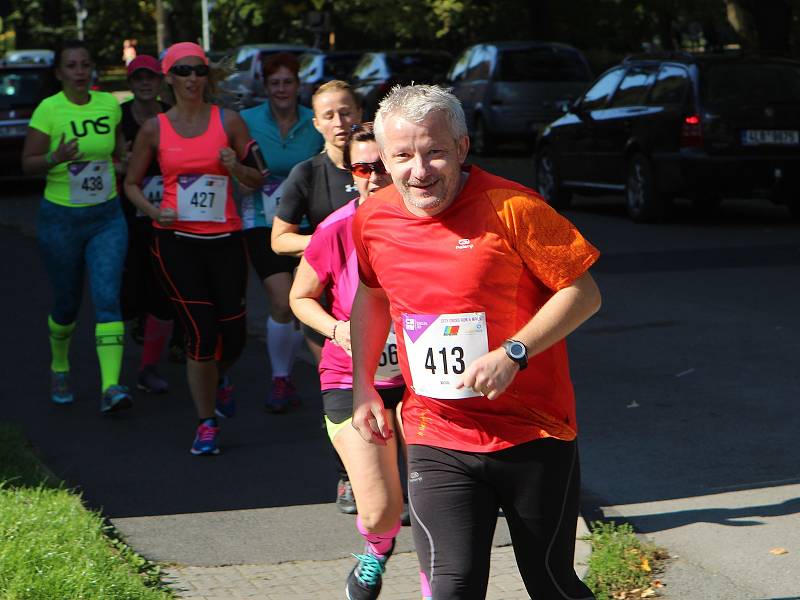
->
[465, 45, 493, 81]
[298, 54, 319, 80]
[495, 47, 591, 82]
[387, 53, 451, 80]
[608, 66, 656, 108]
[235, 49, 255, 72]
[352, 55, 384, 81]
[0, 69, 54, 108]
[580, 68, 625, 111]
[448, 49, 472, 82]
[325, 55, 360, 79]
[647, 65, 690, 106]
[702, 63, 800, 105]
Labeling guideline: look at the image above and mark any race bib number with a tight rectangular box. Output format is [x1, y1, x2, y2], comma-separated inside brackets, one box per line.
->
[176, 174, 228, 222]
[261, 178, 286, 223]
[375, 327, 401, 382]
[136, 175, 163, 217]
[402, 312, 488, 399]
[68, 160, 111, 205]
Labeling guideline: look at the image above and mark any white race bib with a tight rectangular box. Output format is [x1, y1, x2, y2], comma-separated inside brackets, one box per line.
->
[136, 175, 164, 217]
[402, 312, 488, 399]
[375, 327, 402, 382]
[261, 178, 286, 223]
[176, 174, 228, 222]
[68, 160, 111, 205]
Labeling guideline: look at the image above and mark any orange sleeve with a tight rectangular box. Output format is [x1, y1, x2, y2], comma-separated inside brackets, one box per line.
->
[492, 190, 600, 291]
[352, 202, 381, 288]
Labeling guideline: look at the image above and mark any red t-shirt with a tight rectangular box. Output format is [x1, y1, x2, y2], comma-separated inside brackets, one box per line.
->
[353, 166, 600, 453]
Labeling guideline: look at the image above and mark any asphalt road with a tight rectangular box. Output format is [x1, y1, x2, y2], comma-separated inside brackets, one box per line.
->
[2, 159, 799, 598]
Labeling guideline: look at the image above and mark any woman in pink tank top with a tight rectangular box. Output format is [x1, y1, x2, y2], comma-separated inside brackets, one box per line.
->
[124, 42, 266, 456]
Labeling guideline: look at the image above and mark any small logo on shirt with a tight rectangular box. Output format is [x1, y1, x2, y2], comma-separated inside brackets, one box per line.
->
[443, 326, 460, 336]
[455, 238, 474, 250]
[409, 471, 423, 483]
[345, 183, 358, 193]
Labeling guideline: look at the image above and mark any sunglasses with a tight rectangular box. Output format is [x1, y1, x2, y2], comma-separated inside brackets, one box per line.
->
[351, 161, 387, 179]
[169, 64, 210, 77]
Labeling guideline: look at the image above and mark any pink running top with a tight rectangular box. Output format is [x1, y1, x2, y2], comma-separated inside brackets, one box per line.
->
[155, 105, 241, 234]
[304, 199, 404, 391]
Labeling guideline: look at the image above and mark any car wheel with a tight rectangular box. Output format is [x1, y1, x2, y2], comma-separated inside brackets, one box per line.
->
[626, 153, 668, 223]
[536, 148, 572, 209]
[472, 116, 494, 156]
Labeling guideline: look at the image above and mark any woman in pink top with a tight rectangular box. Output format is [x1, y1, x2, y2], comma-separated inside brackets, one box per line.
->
[290, 123, 405, 599]
[124, 42, 265, 456]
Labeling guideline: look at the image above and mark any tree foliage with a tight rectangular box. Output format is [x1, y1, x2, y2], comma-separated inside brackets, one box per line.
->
[4, 0, 800, 69]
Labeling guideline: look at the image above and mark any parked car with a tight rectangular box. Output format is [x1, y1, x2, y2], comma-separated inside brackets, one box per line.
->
[217, 44, 318, 110]
[0, 62, 58, 176]
[298, 50, 363, 107]
[350, 50, 452, 120]
[3, 49, 54, 66]
[448, 41, 591, 155]
[535, 53, 800, 222]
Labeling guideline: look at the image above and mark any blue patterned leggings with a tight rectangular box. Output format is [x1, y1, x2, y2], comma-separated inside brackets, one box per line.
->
[37, 198, 128, 325]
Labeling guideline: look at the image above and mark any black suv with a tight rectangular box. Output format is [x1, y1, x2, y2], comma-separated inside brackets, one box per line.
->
[535, 53, 800, 221]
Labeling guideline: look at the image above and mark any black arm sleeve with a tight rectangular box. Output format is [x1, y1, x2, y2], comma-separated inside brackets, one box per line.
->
[275, 158, 313, 225]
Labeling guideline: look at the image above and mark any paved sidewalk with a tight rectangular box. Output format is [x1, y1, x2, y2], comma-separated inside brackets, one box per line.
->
[162, 519, 591, 600]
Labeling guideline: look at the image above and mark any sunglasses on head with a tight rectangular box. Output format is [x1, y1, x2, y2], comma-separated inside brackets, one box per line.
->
[170, 64, 210, 77]
[350, 161, 387, 179]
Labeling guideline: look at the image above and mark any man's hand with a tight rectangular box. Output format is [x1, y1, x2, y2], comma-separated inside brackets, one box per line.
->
[352, 386, 393, 445]
[455, 347, 518, 400]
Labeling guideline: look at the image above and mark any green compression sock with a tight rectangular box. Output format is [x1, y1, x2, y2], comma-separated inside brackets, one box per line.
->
[96, 321, 124, 392]
[48, 316, 76, 373]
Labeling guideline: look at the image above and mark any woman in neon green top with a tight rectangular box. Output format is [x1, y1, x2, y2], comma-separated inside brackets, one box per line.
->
[21, 40, 132, 413]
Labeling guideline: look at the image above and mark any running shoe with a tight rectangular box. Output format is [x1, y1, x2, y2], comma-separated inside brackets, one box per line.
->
[51, 371, 74, 405]
[336, 477, 358, 514]
[190, 420, 220, 456]
[214, 376, 235, 418]
[265, 376, 298, 413]
[345, 540, 395, 600]
[100, 385, 133, 413]
[136, 365, 169, 394]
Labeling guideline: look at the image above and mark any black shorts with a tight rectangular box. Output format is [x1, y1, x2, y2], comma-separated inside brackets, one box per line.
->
[322, 386, 405, 424]
[408, 438, 594, 600]
[244, 226, 298, 280]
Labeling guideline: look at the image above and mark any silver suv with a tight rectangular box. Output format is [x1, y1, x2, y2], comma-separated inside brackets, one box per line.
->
[448, 41, 592, 154]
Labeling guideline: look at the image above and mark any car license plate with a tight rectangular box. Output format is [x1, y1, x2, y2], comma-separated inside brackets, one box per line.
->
[0, 124, 27, 137]
[741, 129, 799, 146]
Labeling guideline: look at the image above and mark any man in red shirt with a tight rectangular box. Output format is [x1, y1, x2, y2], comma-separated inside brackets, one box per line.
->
[351, 84, 601, 599]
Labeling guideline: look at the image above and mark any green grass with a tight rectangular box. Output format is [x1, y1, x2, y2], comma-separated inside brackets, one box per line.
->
[585, 520, 666, 600]
[0, 424, 173, 600]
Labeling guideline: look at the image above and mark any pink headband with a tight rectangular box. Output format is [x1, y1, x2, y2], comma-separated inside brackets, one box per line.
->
[162, 42, 208, 74]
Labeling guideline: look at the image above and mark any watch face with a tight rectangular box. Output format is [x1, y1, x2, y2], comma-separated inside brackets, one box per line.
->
[508, 341, 526, 359]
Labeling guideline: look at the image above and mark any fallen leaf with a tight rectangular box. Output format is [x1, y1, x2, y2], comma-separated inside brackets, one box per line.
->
[769, 547, 788, 555]
[641, 588, 657, 598]
[653, 580, 665, 588]
[641, 557, 651, 572]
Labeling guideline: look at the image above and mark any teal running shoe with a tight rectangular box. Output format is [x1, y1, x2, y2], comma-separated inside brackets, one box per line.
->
[345, 540, 394, 600]
[51, 371, 74, 404]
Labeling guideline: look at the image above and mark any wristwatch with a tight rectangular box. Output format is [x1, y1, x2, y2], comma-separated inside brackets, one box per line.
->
[502, 339, 528, 370]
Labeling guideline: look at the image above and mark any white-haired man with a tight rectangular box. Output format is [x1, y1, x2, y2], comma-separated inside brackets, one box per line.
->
[351, 84, 600, 600]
